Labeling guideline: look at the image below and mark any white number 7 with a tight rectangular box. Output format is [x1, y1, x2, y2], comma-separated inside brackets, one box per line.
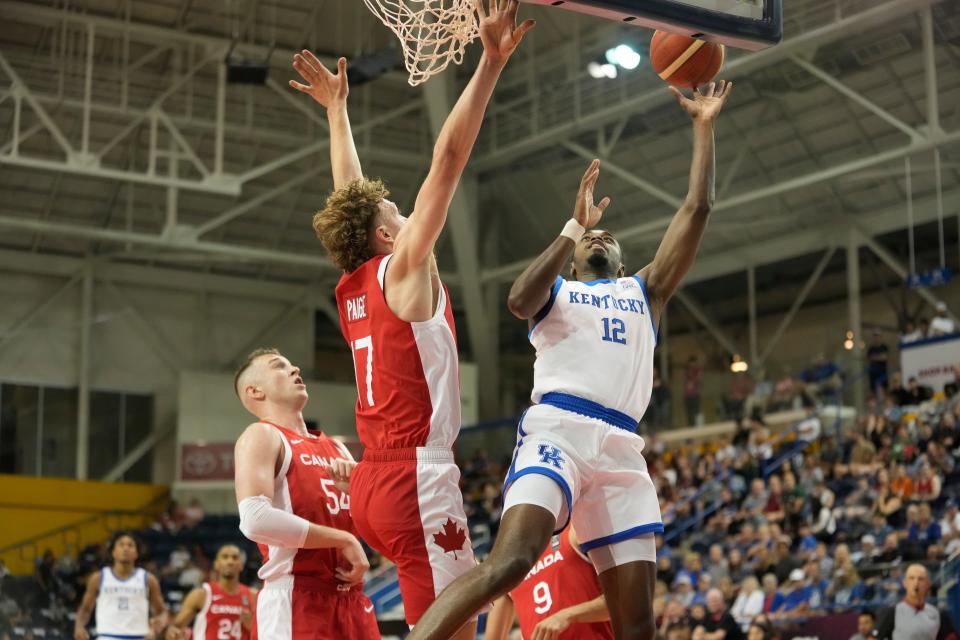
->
[352, 336, 375, 408]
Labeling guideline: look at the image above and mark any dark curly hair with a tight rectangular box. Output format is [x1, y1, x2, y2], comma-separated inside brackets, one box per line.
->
[313, 178, 389, 272]
[107, 530, 143, 560]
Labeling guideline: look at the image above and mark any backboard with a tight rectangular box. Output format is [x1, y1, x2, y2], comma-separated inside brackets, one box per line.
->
[521, 0, 782, 50]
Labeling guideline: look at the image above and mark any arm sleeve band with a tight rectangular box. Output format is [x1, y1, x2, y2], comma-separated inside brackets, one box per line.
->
[238, 495, 310, 548]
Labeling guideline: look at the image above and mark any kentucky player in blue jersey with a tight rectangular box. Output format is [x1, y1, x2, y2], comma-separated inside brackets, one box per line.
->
[408, 80, 733, 640]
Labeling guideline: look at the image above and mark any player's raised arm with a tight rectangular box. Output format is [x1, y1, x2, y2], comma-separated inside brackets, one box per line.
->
[234, 422, 369, 583]
[290, 53, 362, 189]
[391, 0, 534, 275]
[638, 80, 733, 322]
[507, 159, 610, 320]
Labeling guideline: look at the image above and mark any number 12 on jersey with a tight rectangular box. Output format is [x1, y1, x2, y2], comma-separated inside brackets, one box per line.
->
[601, 317, 627, 344]
[352, 336, 375, 408]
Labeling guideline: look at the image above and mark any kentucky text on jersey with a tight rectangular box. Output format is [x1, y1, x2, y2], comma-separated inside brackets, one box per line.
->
[566, 291, 646, 315]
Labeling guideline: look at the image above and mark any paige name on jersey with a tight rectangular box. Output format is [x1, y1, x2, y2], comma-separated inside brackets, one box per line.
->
[567, 291, 646, 315]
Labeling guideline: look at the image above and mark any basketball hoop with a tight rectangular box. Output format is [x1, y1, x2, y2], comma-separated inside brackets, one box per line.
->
[363, 0, 479, 86]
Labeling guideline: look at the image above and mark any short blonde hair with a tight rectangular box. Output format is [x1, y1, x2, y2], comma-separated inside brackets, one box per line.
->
[233, 347, 279, 397]
[313, 178, 389, 272]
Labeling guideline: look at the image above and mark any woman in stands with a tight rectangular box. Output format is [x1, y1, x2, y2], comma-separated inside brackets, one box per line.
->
[74, 531, 168, 640]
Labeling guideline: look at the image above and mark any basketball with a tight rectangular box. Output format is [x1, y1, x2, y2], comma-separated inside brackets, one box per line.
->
[650, 30, 725, 88]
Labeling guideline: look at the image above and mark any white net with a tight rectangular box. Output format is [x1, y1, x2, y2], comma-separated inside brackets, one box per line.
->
[363, 0, 480, 86]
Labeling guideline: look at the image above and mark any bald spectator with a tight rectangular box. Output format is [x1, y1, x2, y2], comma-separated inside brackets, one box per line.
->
[693, 589, 744, 640]
[876, 564, 957, 640]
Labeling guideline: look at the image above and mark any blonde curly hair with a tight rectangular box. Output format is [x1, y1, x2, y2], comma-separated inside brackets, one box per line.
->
[313, 178, 389, 272]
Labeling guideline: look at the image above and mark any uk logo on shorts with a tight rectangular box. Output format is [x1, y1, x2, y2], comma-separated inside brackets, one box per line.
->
[537, 444, 565, 469]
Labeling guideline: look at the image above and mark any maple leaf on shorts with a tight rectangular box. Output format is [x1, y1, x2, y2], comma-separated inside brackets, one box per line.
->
[432, 518, 467, 559]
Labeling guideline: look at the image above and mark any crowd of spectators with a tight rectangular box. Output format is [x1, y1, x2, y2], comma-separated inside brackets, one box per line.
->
[639, 369, 960, 640]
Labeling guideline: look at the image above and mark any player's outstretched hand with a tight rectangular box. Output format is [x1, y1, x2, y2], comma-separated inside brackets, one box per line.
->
[336, 535, 370, 586]
[572, 159, 611, 230]
[328, 458, 356, 493]
[164, 626, 184, 640]
[74, 628, 90, 640]
[531, 610, 572, 640]
[476, 0, 536, 66]
[289, 51, 348, 111]
[669, 79, 733, 122]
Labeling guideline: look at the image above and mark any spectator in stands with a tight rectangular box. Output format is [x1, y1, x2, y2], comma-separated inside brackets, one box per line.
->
[901, 320, 924, 344]
[772, 568, 810, 618]
[940, 500, 960, 541]
[867, 329, 890, 396]
[183, 499, 205, 530]
[760, 574, 782, 614]
[177, 560, 204, 589]
[876, 564, 957, 640]
[685, 356, 704, 426]
[914, 462, 942, 502]
[649, 366, 673, 429]
[163, 545, 191, 578]
[877, 532, 903, 564]
[827, 544, 860, 605]
[891, 465, 916, 499]
[731, 576, 764, 631]
[771, 536, 800, 584]
[705, 545, 729, 584]
[852, 534, 878, 564]
[903, 377, 934, 405]
[801, 354, 842, 404]
[907, 503, 942, 548]
[810, 488, 837, 542]
[849, 611, 876, 640]
[763, 476, 785, 525]
[693, 589, 744, 640]
[724, 371, 753, 422]
[674, 574, 696, 607]
[929, 302, 956, 337]
[745, 371, 773, 421]
[769, 367, 798, 412]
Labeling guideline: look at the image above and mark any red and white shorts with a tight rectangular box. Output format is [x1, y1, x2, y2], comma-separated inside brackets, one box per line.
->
[256, 575, 380, 639]
[350, 447, 477, 625]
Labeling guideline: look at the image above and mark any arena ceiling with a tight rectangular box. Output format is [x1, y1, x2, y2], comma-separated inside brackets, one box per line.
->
[0, 0, 959, 362]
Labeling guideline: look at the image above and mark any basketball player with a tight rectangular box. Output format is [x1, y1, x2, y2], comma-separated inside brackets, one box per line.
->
[164, 544, 255, 640]
[74, 531, 168, 640]
[484, 527, 613, 640]
[288, 0, 534, 634]
[233, 348, 379, 639]
[408, 80, 734, 640]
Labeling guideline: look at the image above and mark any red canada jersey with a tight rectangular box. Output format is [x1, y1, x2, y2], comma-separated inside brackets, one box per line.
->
[335, 254, 461, 450]
[192, 582, 253, 640]
[509, 530, 614, 640]
[255, 422, 359, 588]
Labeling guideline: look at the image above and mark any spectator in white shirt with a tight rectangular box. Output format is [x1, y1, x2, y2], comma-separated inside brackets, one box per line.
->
[929, 302, 956, 336]
[731, 576, 764, 631]
[901, 320, 924, 344]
